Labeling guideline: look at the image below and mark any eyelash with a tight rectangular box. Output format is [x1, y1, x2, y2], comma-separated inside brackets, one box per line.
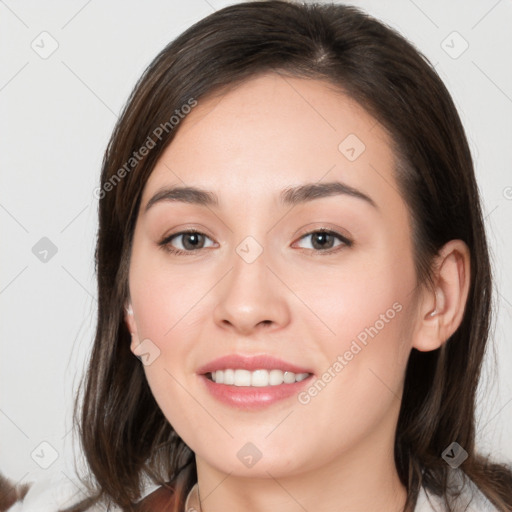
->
[158, 228, 353, 256]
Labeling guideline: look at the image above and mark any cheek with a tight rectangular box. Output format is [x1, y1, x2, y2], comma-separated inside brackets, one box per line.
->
[297, 242, 417, 404]
[289, 279, 416, 453]
[129, 244, 207, 340]
[128, 246, 214, 431]
[304, 245, 415, 351]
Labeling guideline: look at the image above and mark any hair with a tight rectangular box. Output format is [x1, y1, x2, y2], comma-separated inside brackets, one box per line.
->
[0, 473, 31, 511]
[65, 1, 512, 511]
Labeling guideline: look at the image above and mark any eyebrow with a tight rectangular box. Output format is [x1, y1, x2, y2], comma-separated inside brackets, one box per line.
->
[144, 181, 377, 213]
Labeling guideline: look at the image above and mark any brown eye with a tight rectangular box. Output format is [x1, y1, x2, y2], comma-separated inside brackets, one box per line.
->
[159, 230, 214, 255]
[295, 229, 352, 253]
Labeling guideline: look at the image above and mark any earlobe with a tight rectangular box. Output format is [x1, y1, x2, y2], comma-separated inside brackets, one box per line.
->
[124, 302, 142, 355]
[412, 240, 470, 352]
[124, 302, 137, 336]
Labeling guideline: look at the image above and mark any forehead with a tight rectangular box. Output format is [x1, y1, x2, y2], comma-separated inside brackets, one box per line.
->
[141, 72, 402, 214]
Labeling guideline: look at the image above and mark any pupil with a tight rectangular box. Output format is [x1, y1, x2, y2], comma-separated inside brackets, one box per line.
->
[313, 233, 332, 249]
[184, 233, 201, 250]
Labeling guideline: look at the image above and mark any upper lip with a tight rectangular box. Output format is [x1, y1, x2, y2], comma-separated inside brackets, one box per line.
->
[197, 354, 313, 375]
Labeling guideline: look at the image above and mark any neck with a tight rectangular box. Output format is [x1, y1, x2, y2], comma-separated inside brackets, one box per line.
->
[193, 435, 408, 512]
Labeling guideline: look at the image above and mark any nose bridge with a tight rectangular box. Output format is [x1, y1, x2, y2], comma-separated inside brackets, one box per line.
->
[213, 232, 289, 332]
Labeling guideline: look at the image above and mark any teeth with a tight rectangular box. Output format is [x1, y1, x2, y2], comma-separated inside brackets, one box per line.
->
[210, 369, 310, 386]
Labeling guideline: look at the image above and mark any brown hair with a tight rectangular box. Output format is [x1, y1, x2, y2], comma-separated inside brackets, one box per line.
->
[0, 473, 31, 511]
[66, 1, 512, 511]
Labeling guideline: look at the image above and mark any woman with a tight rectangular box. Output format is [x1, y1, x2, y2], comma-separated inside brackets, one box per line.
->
[8, 1, 512, 511]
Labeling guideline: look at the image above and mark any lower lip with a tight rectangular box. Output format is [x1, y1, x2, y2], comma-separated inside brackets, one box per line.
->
[200, 374, 313, 410]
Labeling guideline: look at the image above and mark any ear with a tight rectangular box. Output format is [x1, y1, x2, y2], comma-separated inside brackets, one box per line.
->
[412, 240, 471, 352]
[124, 301, 141, 353]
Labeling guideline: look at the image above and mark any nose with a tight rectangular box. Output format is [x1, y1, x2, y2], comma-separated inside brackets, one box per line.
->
[212, 245, 291, 336]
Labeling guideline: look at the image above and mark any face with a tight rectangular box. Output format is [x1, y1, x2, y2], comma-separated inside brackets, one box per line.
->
[126, 73, 421, 479]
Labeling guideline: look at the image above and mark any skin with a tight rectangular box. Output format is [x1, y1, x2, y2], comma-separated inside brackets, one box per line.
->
[125, 72, 470, 512]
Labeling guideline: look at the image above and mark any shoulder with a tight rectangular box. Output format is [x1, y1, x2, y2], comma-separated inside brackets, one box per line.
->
[4, 474, 166, 512]
[4, 475, 103, 512]
[414, 469, 499, 512]
[133, 484, 177, 512]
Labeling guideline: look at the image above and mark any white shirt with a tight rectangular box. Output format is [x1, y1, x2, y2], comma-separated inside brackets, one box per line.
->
[8, 470, 499, 512]
[415, 480, 498, 511]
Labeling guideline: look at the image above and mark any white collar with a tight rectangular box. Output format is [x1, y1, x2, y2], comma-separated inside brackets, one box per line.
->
[414, 473, 499, 512]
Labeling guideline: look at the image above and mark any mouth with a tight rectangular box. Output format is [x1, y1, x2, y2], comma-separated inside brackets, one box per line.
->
[197, 354, 314, 409]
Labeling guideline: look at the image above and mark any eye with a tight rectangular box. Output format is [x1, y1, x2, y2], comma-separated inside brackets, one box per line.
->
[159, 229, 215, 255]
[159, 227, 352, 256]
[294, 229, 352, 254]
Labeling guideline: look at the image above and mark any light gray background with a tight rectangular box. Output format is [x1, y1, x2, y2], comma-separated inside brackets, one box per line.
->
[1, 0, 511, 491]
